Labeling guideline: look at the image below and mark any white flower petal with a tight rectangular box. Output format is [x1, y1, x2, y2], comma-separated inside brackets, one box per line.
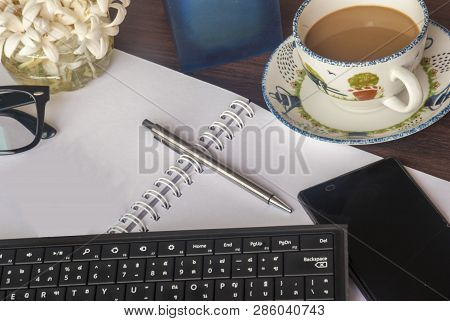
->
[18, 44, 39, 56]
[104, 3, 127, 28]
[73, 21, 88, 40]
[74, 42, 86, 55]
[97, 0, 110, 14]
[21, 34, 37, 48]
[25, 28, 41, 42]
[33, 17, 51, 34]
[47, 22, 71, 41]
[121, 0, 131, 8]
[42, 38, 59, 62]
[39, 2, 52, 20]
[98, 36, 108, 59]
[4, 33, 22, 58]
[42, 60, 60, 76]
[56, 8, 77, 25]
[5, 13, 25, 33]
[22, 2, 41, 29]
[103, 25, 119, 37]
[86, 39, 101, 59]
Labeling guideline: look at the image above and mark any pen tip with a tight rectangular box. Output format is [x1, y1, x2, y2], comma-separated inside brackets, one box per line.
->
[142, 119, 155, 128]
[269, 195, 293, 213]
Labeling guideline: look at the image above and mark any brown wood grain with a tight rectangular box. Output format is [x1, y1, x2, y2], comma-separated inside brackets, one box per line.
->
[115, 0, 450, 180]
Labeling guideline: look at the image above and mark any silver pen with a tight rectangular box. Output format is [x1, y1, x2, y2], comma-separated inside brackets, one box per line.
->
[143, 119, 292, 213]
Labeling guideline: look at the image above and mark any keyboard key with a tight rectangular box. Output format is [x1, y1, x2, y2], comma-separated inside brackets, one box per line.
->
[301, 234, 334, 251]
[44, 247, 72, 263]
[158, 241, 185, 257]
[30, 263, 60, 288]
[174, 256, 203, 280]
[155, 281, 184, 300]
[0, 265, 31, 289]
[146, 258, 174, 281]
[0, 250, 15, 265]
[185, 280, 214, 300]
[245, 278, 274, 300]
[88, 261, 118, 285]
[96, 284, 125, 301]
[305, 276, 334, 300]
[272, 236, 299, 252]
[6, 289, 35, 301]
[126, 283, 155, 301]
[215, 238, 242, 254]
[36, 287, 66, 301]
[275, 277, 304, 300]
[15, 248, 44, 264]
[59, 262, 89, 286]
[130, 242, 157, 258]
[102, 244, 129, 260]
[73, 245, 101, 261]
[232, 254, 257, 278]
[284, 251, 334, 276]
[186, 240, 214, 255]
[66, 286, 95, 300]
[215, 279, 243, 300]
[243, 237, 270, 253]
[117, 259, 145, 283]
[258, 253, 283, 277]
[0, 226, 346, 301]
[203, 255, 231, 279]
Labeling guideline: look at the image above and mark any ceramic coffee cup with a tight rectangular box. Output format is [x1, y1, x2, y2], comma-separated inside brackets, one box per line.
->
[293, 0, 429, 113]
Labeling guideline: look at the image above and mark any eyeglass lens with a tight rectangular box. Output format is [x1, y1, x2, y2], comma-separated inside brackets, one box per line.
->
[0, 90, 38, 152]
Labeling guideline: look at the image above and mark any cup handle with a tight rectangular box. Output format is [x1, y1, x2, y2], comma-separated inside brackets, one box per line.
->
[382, 66, 423, 113]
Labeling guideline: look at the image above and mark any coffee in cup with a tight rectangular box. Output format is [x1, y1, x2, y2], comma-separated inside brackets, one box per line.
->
[293, 0, 429, 114]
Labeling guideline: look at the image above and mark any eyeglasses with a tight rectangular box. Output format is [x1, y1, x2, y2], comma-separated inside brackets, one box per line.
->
[0, 86, 57, 155]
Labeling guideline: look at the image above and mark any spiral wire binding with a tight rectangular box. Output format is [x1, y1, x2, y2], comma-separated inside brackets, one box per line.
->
[165, 166, 192, 185]
[199, 132, 224, 151]
[108, 99, 253, 233]
[154, 178, 182, 197]
[210, 121, 234, 139]
[143, 189, 171, 209]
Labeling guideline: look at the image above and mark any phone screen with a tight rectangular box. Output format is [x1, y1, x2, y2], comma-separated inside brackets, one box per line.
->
[298, 158, 449, 300]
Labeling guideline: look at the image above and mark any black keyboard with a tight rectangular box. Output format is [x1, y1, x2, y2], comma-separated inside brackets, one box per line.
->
[0, 225, 348, 301]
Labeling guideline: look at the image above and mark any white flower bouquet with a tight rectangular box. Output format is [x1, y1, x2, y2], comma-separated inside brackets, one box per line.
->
[0, 0, 130, 92]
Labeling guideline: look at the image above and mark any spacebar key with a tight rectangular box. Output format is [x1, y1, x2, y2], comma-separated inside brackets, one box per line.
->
[284, 251, 333, 276]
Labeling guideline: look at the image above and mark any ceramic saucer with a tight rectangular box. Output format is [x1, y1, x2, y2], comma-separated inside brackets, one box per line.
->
[262, 21, 450, 145]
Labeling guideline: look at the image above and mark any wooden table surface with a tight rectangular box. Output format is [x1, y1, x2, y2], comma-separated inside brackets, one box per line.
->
[116, 0, 450, 181]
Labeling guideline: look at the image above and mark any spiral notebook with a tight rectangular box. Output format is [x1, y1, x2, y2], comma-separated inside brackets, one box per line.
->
[0, 49, 449, 240]
[1, 50, 449, 300]
[108, 98, 259, 233]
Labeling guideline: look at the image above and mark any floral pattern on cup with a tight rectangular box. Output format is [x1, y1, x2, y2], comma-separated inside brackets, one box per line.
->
[347, 73, 384, 101]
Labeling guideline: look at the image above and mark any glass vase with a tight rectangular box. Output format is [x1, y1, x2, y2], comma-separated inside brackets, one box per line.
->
[2, 35, 113, 93]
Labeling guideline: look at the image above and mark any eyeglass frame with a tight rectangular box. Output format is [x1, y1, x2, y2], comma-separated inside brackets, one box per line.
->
[0, 85, 56, 155]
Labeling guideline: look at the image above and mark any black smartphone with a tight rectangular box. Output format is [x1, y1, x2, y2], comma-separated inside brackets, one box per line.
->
[298, 158, 449, 300]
